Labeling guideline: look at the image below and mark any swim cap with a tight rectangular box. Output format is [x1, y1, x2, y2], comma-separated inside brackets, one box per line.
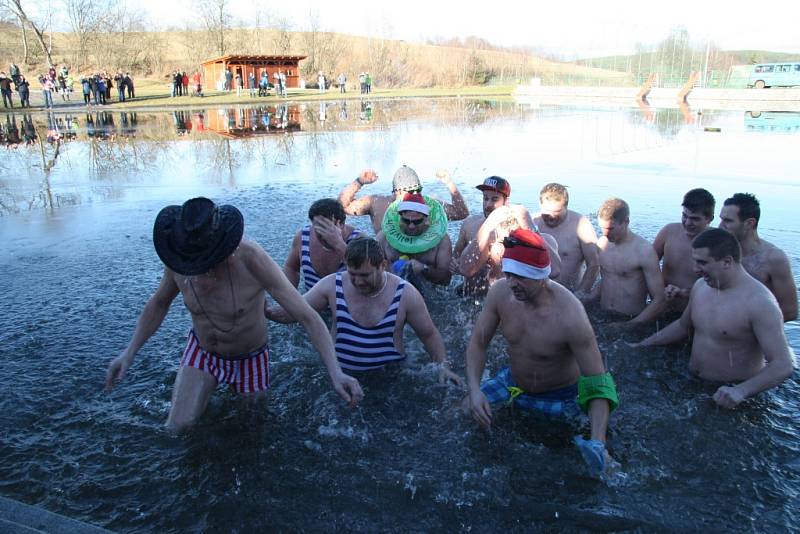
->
[392, 165, 422, 193]
[501, 229, 551, 280]
[397, 192, 430, 216]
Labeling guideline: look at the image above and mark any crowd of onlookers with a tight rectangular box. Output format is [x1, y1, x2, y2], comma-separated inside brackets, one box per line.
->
[1, 62, 136, 109]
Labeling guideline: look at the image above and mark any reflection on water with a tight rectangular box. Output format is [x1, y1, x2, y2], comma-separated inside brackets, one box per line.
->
[1, 98, 799, 531]
[744, 111, 800, 133]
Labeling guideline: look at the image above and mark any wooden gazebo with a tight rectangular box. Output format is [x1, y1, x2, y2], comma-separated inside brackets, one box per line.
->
[200, 55, 307, 90]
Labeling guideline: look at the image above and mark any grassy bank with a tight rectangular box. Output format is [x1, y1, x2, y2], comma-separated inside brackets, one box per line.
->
[0, 79, 517, 113]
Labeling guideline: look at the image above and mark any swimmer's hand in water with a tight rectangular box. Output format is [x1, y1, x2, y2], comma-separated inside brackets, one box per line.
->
[331, 370, 364, 407]
[468, 389, 493, 429]
[438, 362, 464, 386]
[713, 385, 746, 409]
[574, 436, 608, 477]
[105, 351, 134, 392]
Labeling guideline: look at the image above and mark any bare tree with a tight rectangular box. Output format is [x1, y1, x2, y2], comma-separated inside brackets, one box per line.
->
[267, 11, 293, 55]
[1, 0, 55, 67]
[63, 0, 104, 66]
[195, 0, 231, 57]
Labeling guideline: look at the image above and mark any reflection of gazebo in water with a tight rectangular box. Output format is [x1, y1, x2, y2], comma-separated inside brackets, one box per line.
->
[206, 105, 302, 138]
[200, 55, 307, 90]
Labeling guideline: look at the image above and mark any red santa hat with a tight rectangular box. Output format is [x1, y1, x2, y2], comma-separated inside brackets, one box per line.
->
[397, 192, 430, 216]
[501, 229, 551, 280]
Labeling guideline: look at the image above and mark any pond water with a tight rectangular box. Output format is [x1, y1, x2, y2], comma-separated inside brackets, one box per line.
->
[1, 99, 799, 532]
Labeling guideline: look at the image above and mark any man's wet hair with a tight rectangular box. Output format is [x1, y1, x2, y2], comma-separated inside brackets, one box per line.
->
[345, 237, 385, 268]
[682, 188, 715, 218]
[692, 228, 741, 263]
[723, 193, 760, 227]
[539, 183, 569, 205]
[598, 198, 629, 223]
[308, 198, 346, 223]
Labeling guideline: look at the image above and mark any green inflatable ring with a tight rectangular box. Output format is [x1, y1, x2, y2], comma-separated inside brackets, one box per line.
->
[382, 195, 448, 254]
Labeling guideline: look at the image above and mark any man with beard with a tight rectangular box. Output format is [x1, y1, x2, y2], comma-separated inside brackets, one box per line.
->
[718, 193, 797, 322]
[533, 182, 599, 294]
[633, 228, 794, 408]
[267, 237, 461, 383]
[464, 228, 617, 476]
[653, 188, 715, 312]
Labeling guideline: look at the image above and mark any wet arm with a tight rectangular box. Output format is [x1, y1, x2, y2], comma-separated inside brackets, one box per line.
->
[282, 231, 302, 288]
[465, 289, 501, 392]
[769, 251, 798, 322]
[652, 226, 667, 260]
[636, 291, 693, 346]
[338, 173, 375, 216]
[629, 247, 666, 325]
[404, 286, 449, 365]
[541, 233, 561, 280]
[120, 272, 179, 360]
[570, 312, 609, 442]
[733, 301, 795, 399]
[421, 234, 452, 285]
[576, 218, 600, 293]
[440, 177, 469, 222]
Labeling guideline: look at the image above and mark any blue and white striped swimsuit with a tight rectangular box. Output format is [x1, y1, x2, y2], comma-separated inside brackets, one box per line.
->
[300, 226, 361, 291]
[334, 273, 406, 371]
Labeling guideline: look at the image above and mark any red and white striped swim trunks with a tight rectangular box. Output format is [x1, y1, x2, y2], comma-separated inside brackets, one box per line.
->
[180, 330, 270, 393]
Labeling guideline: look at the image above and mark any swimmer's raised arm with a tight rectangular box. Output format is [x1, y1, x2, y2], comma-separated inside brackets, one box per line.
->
[635, 283, 696, 347]
[338, 169, 378, 216]
[435, 169, 469, 222]
[105, 269, 180, 391]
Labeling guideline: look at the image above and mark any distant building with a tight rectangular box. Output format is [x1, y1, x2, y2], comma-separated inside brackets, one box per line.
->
[200, 55, 307, 90]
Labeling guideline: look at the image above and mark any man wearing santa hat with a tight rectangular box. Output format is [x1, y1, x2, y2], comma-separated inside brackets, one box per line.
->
[464, 228, 619, 477]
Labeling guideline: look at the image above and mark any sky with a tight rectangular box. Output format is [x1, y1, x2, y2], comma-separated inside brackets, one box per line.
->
[138, 0, 800, 58]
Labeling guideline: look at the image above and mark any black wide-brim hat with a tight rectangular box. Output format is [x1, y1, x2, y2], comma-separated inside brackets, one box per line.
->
[153, 197, 244, 276]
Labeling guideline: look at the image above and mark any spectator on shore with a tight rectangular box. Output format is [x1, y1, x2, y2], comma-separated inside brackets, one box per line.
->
[318, 72, 326, 93]
[259, 71, 269, 96]
[97, 75, 107, 105]
[192, 71, 202, 97]
[225, 68, 233, 91]
[0, 72, 13, 108]
[125, 73, 134, 99]
[17, 75, 30, 107]
[9, 63, 21, 88]
[40, 74, 55, 109]
[114, 71, 126, 102]
[359, 72, 366, 94]
[248, 72, 256, 97]
[81, 76, 91, 106]
[103, 71, 113, 102]
[182, 71, 189, 96]
[338, 73, 346, 93]
[235, 71, 243, 96]
[365, 72, 372, 93]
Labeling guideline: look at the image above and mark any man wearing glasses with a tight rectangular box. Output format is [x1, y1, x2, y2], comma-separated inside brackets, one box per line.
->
[465, 228, 618, 477]
[338, 166, 469, 234]
[377, 192, 453, 287]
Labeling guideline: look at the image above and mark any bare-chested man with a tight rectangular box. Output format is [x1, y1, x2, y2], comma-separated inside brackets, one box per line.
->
[653, 188, 715, 311]
[376, 192, 452, 286]
[718, 193, 797, 322]
[533, 182, 599, 293]
[267, 237, 461, 383]
[456, 202, 561, 295]
[105, 198, 363, 432]
[465, 229, 618, 476]
[338, 166, 469, 233]
[634, 228, 794, 408]
[283, 198, 362, 291]
[586, 198, 665, 325]
[451, 176, 513, 294]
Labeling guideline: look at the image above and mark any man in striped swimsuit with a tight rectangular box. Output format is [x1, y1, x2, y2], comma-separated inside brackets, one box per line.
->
[283, 198, 361, 291]
[465, 228, 618, 477]
[268, 237, 462, 383]
[105, 197, 363, 432]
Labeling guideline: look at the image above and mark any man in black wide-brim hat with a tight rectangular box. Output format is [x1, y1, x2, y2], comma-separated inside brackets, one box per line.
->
[106, 197, 363, 432]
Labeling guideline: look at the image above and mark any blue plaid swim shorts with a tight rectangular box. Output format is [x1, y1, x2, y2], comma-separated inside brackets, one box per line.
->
[481, 366, 579, 417]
